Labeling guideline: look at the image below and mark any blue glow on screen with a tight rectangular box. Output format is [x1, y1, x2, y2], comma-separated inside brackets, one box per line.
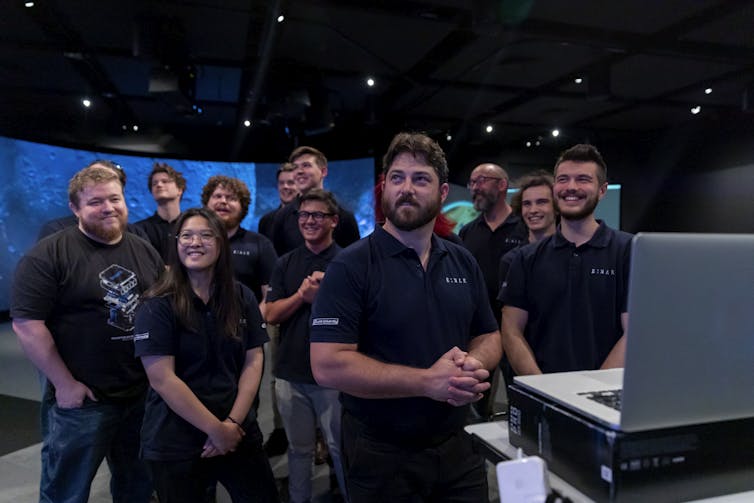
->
[0, 136, 375, 311]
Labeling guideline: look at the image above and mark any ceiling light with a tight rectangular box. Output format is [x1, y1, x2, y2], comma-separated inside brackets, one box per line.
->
[243, 120, 251, 127]
[366, 77, 375, 87]
[526, 141, 532, 147]
[691, 106, 701, 115]
[121, 124, 127, 131]
[82, 98, 91, 108]
[25, 1, 34, 7]
[535, 140, 541, 146]
[446, 134, 452, 141]
[277, 15, 285, 23]
[705, 88, 712, 95]
[132, 125, 139, 131]
[551, 129, 560, 137]
[485, 124, 493, 134]
[574, 78, 583, 84]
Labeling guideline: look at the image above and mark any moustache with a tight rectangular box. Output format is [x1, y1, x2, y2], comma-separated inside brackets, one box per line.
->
[396, 195, 418, 207]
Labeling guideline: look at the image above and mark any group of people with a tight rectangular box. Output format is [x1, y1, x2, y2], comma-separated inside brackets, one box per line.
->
[10, 131, 630, 503]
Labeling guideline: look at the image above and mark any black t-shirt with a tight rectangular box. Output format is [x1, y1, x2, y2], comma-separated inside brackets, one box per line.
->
[133, 212, 178, 262]
[229, 227, 277, 302]
[310, 227, 498, 441]
[498, 222, 632, 373]
[270, 195, 360, 255]
[266, 242, 341, 384]
[11, 227, 164, 400]
[134, 282, 269, 461]
[459, 212, 527, 314]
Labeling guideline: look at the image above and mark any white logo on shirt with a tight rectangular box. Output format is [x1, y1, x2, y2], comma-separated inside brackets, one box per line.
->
[312, 317, 339, 326]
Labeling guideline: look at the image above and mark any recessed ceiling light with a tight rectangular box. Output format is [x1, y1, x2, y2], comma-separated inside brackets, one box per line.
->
[446, 134, 452, 141]
[705, 88, 712, 95]
[551, 129, 560, 137]
[277, 15, 285, 23]
[574, 78, 583, 84]
[243, 120, 251, 127]
[82, 98, 91, 108]
[133, 125, 139, 131]
[366, 77, 375, 87]
[526, 141, 532, 147]
[485, 124, 493, 134]
[690, 106, 701, 115]
[25, 2, 35, 7]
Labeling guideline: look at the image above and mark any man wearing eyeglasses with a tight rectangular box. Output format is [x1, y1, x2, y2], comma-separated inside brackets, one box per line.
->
[264, 189, 348, 503]
[201, 175, 277, 305]
[459, 163, 527, 320]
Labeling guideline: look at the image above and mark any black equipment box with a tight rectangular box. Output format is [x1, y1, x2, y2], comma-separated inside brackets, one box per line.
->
[507, 384, 754, 502]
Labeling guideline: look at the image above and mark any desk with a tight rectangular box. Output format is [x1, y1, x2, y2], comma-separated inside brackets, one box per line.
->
[465, 420, 754, 503]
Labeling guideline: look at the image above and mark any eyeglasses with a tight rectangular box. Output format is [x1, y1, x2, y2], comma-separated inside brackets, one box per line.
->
[177, 231, 217, 246]
[296, 211, 335, 222]
[467, 175, 502, 189]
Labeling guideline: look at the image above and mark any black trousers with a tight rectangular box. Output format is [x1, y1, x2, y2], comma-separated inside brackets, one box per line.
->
[147, 421, 279, 503]
[341, 412, 488, 503]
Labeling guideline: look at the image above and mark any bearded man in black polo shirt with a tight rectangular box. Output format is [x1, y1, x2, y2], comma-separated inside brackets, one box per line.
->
[310, 132, 501, 502]
[499, 144, 632, 376]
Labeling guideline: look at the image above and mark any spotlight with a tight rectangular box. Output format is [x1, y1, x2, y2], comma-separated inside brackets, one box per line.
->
[705, 88, 712, 95]
[25, 1, 34, 7]
[243, 120, 251, 127]
[690, 106, 701, 115]
[551, 129, 560, 137]
[366, 77, 375, 87]
[526, 141, 532, 147]
[277, 15, 285, 23]
[485, 124, 493, 134]
[82, 98, 92, 108]
[446, 134, 452, 141]
[574, 77, 583, 84]
[132, 125, 139, 131]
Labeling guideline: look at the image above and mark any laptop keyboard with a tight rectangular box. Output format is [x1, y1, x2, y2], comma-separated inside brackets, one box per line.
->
[579, 389, 622, 410]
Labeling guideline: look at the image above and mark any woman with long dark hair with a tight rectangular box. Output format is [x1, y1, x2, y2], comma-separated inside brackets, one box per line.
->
[134, 207, 278, 502]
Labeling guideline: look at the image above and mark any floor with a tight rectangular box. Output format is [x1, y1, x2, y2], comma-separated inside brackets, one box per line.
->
[0, 321, 505, 502]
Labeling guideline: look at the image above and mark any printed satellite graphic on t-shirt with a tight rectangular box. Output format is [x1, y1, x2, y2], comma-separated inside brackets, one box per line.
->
[99, 264, 139, 333]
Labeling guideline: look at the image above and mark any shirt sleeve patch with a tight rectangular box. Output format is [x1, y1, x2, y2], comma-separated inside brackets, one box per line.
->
[312, 317, 339, 326]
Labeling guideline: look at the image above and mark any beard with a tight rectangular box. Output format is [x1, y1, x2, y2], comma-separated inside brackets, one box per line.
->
[220, 213, 243, 231]
[472, 189, 498, 212]
[382, 193, 442, 231]
[80, 214, 127, 242]
[556, 191, 600, 221]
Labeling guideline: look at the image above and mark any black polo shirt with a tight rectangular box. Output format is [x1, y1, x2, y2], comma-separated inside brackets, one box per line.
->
[229, 227, 277, 302]
[498, 221, 632, 373]
[134, 212, 178, 262]
[257, 207, 279, 239]
[270, 195, 360, 255]
[310, 226, 498, 441]
[266, 242, 341, 384]
[134, 283, 269, 460]
[459, 213, 527, 313]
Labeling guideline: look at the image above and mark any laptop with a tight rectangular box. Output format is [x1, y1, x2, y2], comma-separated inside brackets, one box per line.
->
[513, 232, 754, 432]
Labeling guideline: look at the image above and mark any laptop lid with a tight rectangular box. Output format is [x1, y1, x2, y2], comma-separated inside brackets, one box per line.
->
[620, 232, 754, 431]
[515, 233, 754, 433]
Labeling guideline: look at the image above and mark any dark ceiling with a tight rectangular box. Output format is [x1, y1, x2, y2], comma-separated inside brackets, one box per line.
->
[2, 0, 754, 167]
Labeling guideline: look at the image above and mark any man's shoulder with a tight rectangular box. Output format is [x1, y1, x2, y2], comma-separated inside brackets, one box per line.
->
[458, 214, 483, 237]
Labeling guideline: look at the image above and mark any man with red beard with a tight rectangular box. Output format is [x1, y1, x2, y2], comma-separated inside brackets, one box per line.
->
[201, 175, 277, 305]
[499, 144, 632, 376]
[310, 132, 501, 502]
[11, 164, 163, 503]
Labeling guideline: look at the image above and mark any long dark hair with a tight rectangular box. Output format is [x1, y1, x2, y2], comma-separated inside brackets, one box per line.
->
[143, 207, 242, 339]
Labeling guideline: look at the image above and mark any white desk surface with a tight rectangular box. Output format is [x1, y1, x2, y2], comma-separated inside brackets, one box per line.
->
[465, 420, 754, 503]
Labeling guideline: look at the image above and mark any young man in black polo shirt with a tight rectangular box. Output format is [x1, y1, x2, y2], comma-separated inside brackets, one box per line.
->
[310, 132, 501, 502]
[258, 162, 298, 239]
[201, 175, 277, 304]
[134, 162, 186, 261]
[499, 144, 631, 375]
[269, 146, 360, 255]
[265, 188, 347, 503]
